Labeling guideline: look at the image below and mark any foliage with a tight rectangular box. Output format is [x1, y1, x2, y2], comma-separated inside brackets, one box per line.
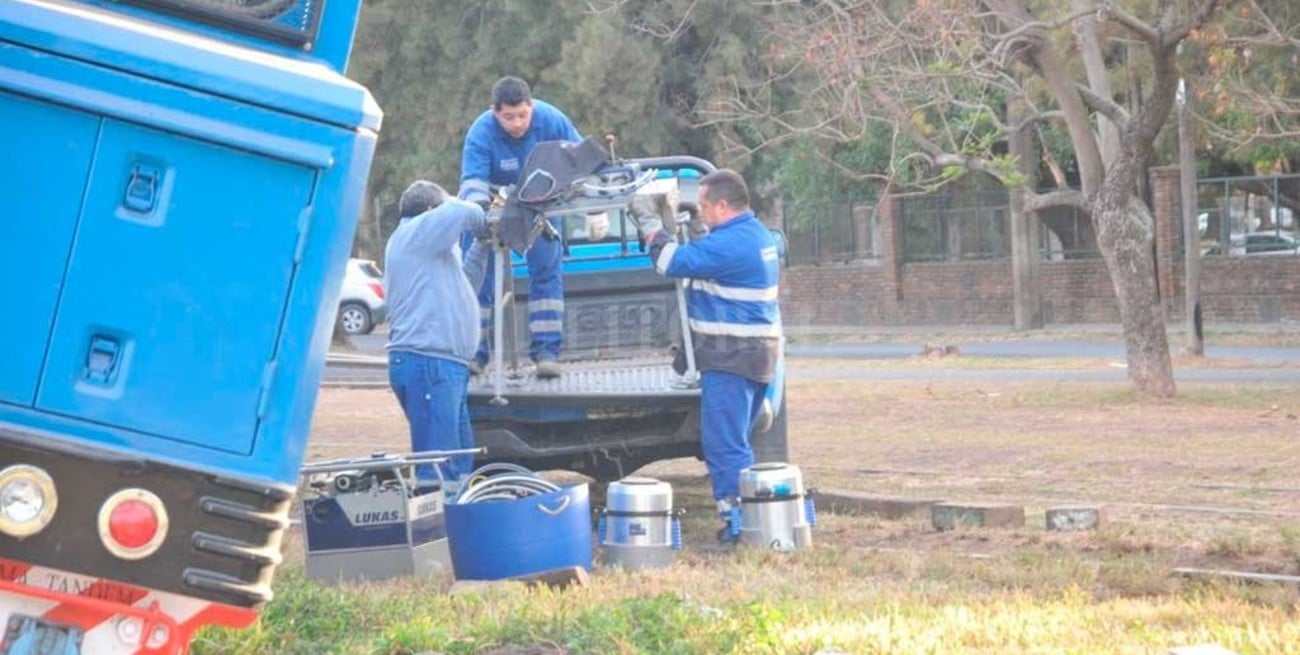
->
[345, 0, 789, 257]
[194, 564, 1300, 654]
[342, 0, 1300, 256]
[1182, 0, 1300, 173]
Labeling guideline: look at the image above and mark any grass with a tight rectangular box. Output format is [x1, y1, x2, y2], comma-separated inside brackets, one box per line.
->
[195, 565, 1300, 654]
[196, 375, 1300, 654]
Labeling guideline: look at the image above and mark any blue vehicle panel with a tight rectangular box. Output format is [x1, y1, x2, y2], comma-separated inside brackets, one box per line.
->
[0, 5, 377, 480]
[0, 92, 98, 407]
[0, 0, 380, 629]
[0, 0, 379, 131]
[34, 120, 315, 455]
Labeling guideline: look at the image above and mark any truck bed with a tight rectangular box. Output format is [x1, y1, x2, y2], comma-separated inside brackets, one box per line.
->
[468, 355, 699, 399]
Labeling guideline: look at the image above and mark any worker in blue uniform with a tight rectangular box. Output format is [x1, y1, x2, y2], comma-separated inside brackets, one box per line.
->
[458, 76, 606, 379]
[637, 169, 782, 543]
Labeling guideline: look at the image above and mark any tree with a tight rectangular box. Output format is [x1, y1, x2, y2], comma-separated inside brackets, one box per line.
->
[345, 1, 780, 259]
[691, 0, 1296, 397]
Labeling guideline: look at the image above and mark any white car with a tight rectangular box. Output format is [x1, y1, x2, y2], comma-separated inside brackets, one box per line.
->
[337, 258, 387, 335]
[1228, 231, 1299, 257]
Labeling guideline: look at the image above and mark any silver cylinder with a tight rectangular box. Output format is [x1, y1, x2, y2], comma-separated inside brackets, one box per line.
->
[600, 477, 677, 569]
[739, 462, 813, 551]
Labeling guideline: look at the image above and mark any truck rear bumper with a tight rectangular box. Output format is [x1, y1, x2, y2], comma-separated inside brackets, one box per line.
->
[468, 357, 698, 400]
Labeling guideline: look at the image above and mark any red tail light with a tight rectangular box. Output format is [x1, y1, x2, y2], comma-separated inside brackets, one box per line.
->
[369, 282, 385, 299]
[98, 489, 168, 559]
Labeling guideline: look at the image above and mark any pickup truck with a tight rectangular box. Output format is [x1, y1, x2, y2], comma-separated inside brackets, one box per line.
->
[466, 159, 788, 481]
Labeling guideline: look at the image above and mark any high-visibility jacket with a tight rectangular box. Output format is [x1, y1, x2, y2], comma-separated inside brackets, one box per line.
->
[651, 210, 781, 382]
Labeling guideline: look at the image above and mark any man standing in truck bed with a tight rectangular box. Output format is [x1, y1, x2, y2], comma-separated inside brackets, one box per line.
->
[458, 76, 608, 379]
[639, 169, 782, 543]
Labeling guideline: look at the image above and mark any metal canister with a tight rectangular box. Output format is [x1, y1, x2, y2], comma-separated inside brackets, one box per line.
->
[739, 462, 815, 551]
[597, 477, 681, 569]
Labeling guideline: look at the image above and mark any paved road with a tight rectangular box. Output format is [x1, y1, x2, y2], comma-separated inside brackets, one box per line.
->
[785, 340, 1300, 363]
[330, 332, 1299, 385]
[350, 333, 1300, 362]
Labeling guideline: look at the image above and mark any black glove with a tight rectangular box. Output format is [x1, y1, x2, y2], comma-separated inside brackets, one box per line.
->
[647, 229, 675, 265]
[472, 219, 494, 243]
[670, 343, 688, 376]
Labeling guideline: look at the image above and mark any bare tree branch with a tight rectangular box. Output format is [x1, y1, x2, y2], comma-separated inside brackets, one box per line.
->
[1096, 3, 1161, 48]
[1162, 0, 1226, 47]
[1076, 84, 1131, 126]
[1025, 188, 1089, 212]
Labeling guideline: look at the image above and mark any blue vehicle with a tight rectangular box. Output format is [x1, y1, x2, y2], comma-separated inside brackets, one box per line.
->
[468, 160, 789, 481]
[0, 0, 378, 651]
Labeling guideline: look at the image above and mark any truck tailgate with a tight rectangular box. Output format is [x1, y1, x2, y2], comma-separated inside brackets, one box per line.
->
[469, 356, 698, 399]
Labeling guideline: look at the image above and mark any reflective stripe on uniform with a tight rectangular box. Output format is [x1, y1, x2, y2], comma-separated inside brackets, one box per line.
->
[692, 280, 779, 302]
[689, 318, 782, 338]
[528, 299, 565, 314]
[529, 320, 564, 334]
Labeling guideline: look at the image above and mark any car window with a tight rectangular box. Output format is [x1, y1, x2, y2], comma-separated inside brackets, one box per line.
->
[1247, 236, 1282, 252]
[356, 261, 383, 278]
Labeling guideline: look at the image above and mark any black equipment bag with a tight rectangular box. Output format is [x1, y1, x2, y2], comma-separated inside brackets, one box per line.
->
[498, 137, 610, 253]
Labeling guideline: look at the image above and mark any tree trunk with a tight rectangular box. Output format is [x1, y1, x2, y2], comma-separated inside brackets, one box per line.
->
[330, 315, 353, 352]
[1008, 96, 1042, 329]
[1178, 86, 1203, 356]
[1092, 191, 1175, 398]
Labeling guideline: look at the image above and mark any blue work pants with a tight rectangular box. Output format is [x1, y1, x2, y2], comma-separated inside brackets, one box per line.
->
[388, 351, 475, 484]
[700, 370, 768, 503]
[472, 218, 565, 364]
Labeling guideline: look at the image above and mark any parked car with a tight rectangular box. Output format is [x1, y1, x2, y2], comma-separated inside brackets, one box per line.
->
[337, 258, 387, 334]
[1229, 231, 1299, 257]
[1202, 231, 1299, 257]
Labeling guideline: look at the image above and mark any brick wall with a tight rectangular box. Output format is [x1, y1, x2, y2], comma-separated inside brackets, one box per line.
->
[780, 169, 1300, 326]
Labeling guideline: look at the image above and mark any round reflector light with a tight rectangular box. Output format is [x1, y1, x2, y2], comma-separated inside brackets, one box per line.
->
[98, 489, 168, 559]
[0, 465, 57, 538]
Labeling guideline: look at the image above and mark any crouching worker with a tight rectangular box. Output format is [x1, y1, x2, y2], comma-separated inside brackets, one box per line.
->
[634, 169, 782, 543]
[384, 180, 491, 495]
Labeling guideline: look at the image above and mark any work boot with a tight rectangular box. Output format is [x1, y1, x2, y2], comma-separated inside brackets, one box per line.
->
[715, 499, 741, 545]
[716, 521, 741, 546]
[535, 358, 561, 380]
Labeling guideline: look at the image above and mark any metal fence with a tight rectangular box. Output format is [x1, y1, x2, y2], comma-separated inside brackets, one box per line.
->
[1193, 173, 1300, 258]
[782, 174, 1300, 266]
[782, 198, 881, 267]
[783, 188, 1105, 266]
[899, 190, 1010, 262]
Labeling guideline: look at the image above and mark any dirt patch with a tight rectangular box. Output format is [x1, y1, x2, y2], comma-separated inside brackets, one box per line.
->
[303, 377, 1300, 576]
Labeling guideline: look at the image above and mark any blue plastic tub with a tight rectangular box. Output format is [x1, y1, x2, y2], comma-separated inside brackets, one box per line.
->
[445, 484, 593, 581]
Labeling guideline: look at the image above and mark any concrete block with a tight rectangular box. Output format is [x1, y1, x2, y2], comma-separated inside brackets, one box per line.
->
[1045, 506, 1104, 532]
[817, 489, 945, 520]
[1169, 646, 1241, 655]
[449, 565, 589, 594]
[931, 503, 1025, 531]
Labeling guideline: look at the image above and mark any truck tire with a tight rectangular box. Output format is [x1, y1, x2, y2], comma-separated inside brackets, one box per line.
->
[750, 390, 789, 464]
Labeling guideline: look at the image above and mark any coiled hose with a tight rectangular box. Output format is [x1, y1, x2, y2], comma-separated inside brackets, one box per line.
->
[451, 463, 559, 504]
